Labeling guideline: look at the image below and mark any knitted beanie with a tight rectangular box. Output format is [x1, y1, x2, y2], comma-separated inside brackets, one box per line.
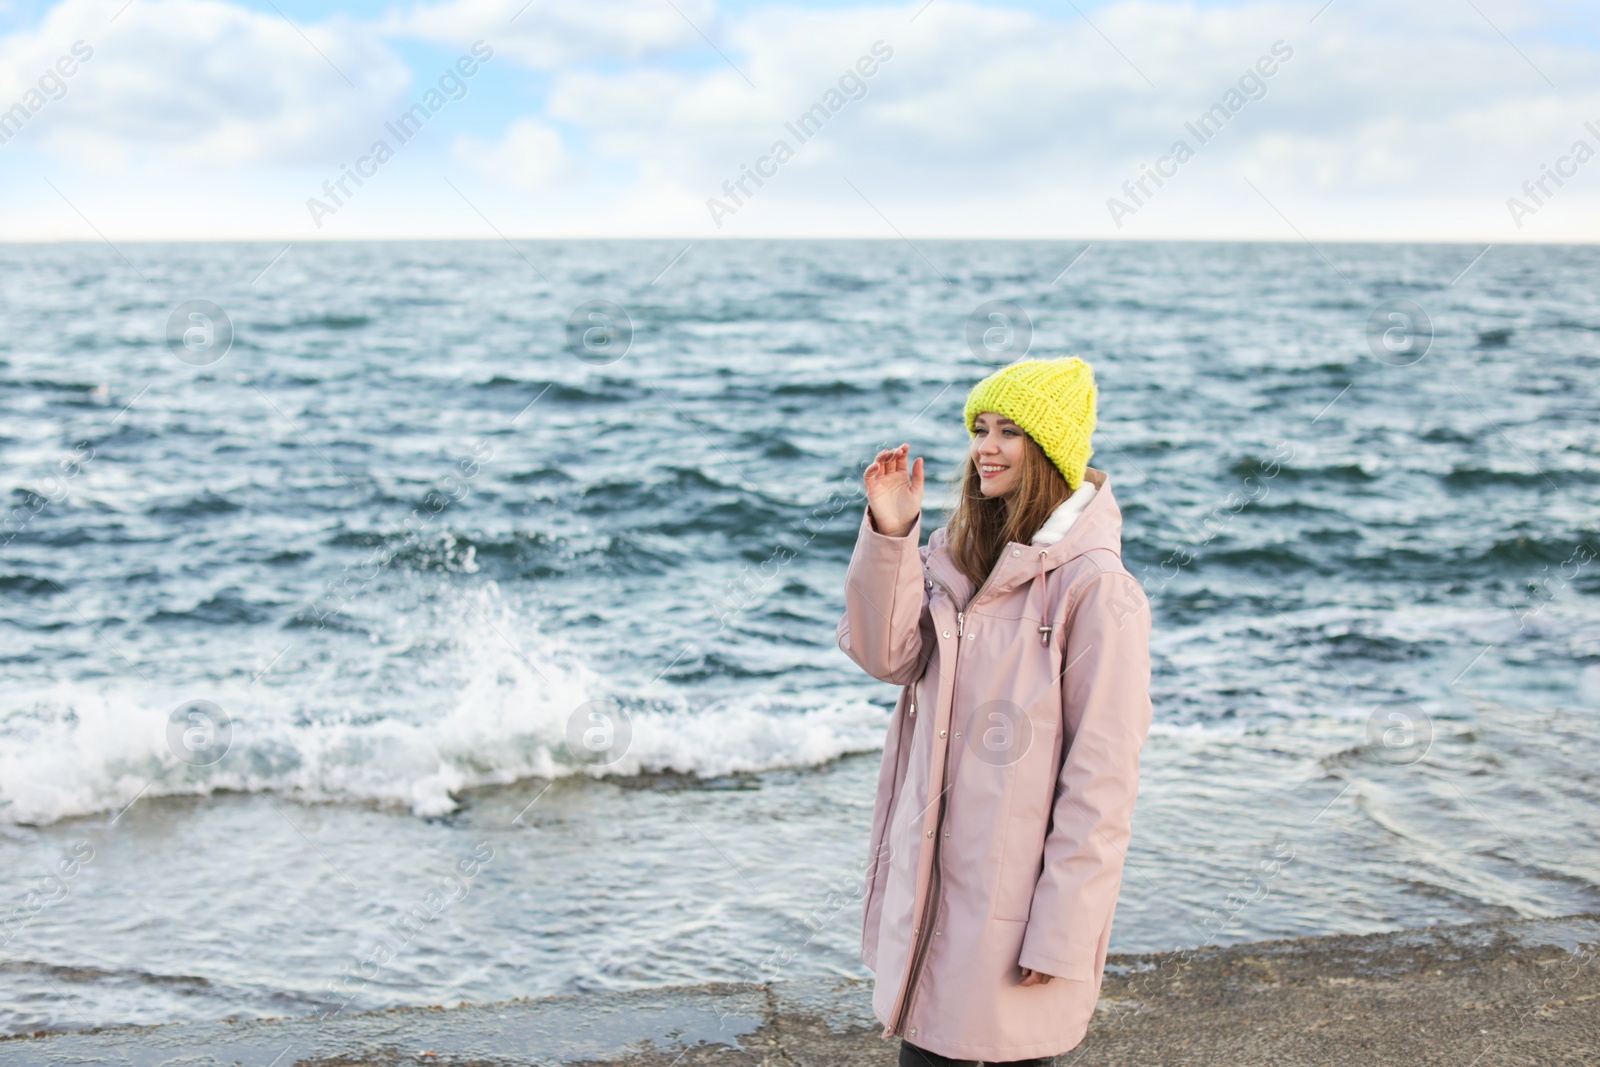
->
[963, 357, 1098, 490]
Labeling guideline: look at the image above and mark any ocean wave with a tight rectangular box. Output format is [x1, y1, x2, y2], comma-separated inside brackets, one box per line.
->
[0, 574, 54, 596]
[146, 591, 279, 627]
[1441, 466, 1599, 488]
[16, 378, 101, 393]
[810, 271, 879, 292]
[474, 376, 631, 403]
[0, 604, 887, 828]
[251, 313, 372, 332]
[1335, 532, 1596, 575]
[144, 491, 243, 519]
[1261, 461, 1379, 483]
[0, 960, 211, 989]
[508, 466, 577, 484]
[1201, 544, 1317, 571]
[574, 467, 774, 515]
[771, 380, 868, 396]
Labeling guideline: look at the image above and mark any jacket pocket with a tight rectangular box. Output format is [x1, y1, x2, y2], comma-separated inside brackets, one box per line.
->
[990, 717, 1059, 922]
[992, 816, 1046, 920]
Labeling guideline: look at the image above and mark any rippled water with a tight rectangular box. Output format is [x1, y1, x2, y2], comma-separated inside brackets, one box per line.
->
[1, 239, 1596, 1034]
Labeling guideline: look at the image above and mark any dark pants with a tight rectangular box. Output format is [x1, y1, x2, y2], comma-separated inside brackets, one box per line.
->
[898, 1039, 1054, 1067]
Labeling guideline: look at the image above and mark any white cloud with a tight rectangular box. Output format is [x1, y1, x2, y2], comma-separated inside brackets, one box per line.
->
[453, 117, 575, 188]
[386, 0, 713, 69]
[0, 0, 412, 168]
[3, 0, 1599, 239]
[519, 0, 1600, 237]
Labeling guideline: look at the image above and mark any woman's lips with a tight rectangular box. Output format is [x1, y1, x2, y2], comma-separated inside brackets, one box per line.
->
[979, 464, 1008, 479]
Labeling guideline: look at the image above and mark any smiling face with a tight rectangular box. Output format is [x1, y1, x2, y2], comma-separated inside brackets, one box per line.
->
[970, 411, 1029, 499]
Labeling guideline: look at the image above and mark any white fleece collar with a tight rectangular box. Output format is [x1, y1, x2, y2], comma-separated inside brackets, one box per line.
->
[1031, 482, 1097, 545]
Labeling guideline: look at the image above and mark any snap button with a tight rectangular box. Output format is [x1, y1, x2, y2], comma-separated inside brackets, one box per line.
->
[967, 632, 975, 639]
[954, 732, 961, 738]
[910, 1029, 917, 1036]
[942, 631, 951, 638]
[1012, 549, 1020, 556]
[939, 730, 947, 738]
[926, 829, 934, 838]
[935, 930, 941, 936]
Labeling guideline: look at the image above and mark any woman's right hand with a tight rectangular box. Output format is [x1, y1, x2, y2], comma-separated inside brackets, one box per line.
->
[864, 444, 924, 538]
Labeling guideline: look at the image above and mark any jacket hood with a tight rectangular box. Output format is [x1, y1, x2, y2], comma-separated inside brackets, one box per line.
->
[1038, 465, 1122, 561]
[1031, 479, 1096, 545]
[925, 466, 1124, 604]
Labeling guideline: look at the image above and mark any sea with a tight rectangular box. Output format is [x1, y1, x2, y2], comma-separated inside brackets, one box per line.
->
[1, 238, 1596, 1036]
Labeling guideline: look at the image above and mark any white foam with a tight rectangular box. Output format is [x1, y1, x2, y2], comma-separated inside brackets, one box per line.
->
[0, 588, 887, 827]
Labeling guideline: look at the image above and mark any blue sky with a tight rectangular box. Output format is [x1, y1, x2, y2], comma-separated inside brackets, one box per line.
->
[1, 0, 1597, 240]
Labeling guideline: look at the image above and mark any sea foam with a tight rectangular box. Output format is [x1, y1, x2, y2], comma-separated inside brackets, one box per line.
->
[0, 598, 886, 827]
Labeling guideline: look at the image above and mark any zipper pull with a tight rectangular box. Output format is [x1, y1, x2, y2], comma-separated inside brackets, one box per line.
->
[956, 611, 964, 637]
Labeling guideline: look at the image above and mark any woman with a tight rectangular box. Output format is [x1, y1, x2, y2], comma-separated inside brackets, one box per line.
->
[837, 356, 1153, 1066]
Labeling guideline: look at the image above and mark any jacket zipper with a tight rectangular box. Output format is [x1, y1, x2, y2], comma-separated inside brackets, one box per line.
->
[931, 558, 1000, 637]
[888, 561, 998, 1037]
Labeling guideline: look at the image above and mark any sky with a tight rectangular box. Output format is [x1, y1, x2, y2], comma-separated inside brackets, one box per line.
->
[0, 0, 1597, 241]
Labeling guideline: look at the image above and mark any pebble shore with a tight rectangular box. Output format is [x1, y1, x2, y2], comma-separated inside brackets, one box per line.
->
[4, 914, 1596, 1066]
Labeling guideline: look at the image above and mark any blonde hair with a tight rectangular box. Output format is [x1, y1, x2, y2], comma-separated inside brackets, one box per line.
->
[943, 430, 1072, 589]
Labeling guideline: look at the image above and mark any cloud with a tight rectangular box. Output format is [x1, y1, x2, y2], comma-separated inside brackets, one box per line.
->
[519, 0, 1600, 236]
[385, 0, 714, 69]
[453, 117, 575, 189]
[0, 0, 412, 168]
[3, 0, 1599, 239]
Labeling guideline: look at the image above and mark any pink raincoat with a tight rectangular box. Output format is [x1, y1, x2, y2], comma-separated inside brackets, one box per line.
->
[837, 465, 1153, 1061]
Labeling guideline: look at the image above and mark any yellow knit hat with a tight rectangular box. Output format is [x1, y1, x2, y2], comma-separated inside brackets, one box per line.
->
[963, 357, 1097, 489]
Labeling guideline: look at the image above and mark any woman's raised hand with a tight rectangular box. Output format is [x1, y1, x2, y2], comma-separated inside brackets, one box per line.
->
[864, 443, 924, 538]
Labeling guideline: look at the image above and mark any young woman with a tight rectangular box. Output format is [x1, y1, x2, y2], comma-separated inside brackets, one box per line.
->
[837, 356, 1153, 1066]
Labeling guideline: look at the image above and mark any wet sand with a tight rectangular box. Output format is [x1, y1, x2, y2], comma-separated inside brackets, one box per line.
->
[4, 913, 1596, 1066]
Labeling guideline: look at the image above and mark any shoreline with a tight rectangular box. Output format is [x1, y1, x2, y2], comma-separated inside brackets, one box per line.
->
[3, 913, 1597, 1066]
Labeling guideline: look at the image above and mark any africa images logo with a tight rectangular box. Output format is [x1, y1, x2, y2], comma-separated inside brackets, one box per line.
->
[305, 42, 494, 228]
[706, 40, 894, 228]
[1106, 40, 1294, 228]
[0, 39, 93, 147]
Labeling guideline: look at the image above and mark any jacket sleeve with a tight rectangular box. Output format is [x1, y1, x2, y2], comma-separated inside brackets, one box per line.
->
[836, 505, 928, 686]
[1018, 569, 1153, 982]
